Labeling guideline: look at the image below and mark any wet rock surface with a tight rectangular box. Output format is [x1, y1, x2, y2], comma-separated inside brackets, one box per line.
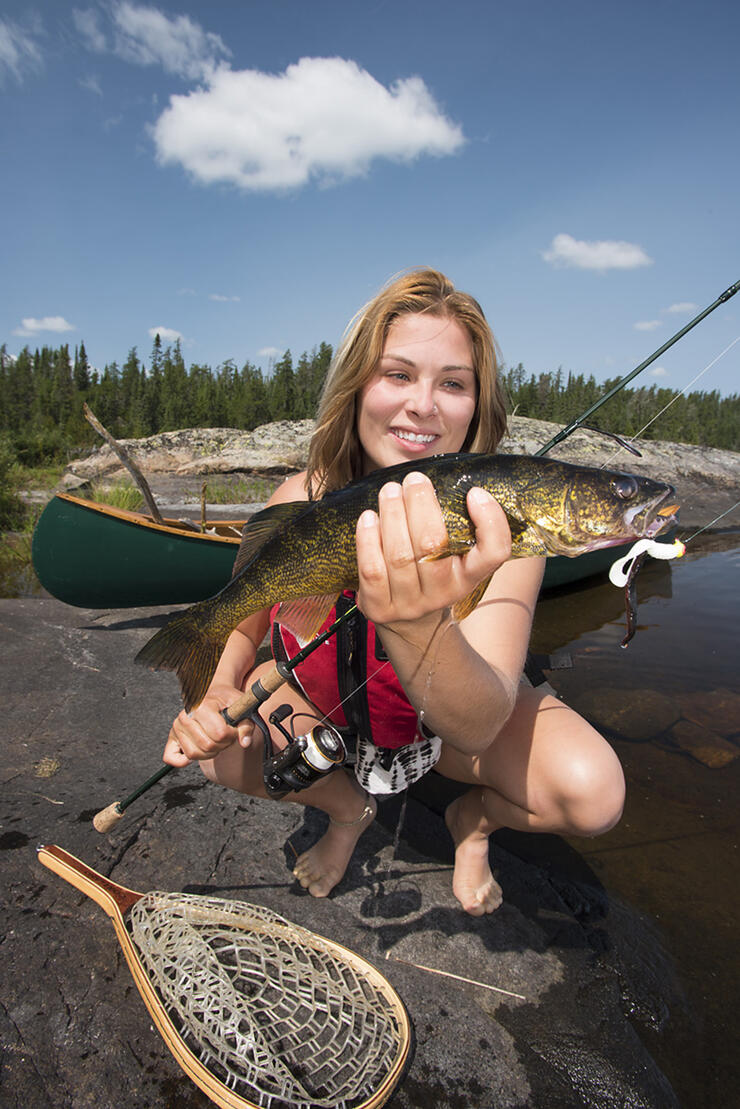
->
[0, 596, 687, 1108]
[59, 417, 740, 530]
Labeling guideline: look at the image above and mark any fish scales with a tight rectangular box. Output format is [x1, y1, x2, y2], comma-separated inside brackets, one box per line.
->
[136, 453, 678, 710]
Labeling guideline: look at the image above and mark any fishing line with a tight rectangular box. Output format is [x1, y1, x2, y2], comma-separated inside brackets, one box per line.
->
[599, 334, 740, 470]
[681, 500, 740, 544]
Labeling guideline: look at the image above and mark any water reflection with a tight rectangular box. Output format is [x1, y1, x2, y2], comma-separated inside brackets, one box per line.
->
[531, 528, 740, 1106]
[532, 530, 740, 700]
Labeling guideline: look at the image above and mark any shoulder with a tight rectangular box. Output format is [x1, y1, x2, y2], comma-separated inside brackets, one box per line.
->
[267, 471, 310, 505]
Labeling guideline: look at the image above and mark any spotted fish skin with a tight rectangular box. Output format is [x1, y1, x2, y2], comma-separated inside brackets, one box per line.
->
[135, 452, 677, 709]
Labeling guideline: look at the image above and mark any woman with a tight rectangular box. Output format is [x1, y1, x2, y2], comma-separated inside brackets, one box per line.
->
[164, 269, 625, 916]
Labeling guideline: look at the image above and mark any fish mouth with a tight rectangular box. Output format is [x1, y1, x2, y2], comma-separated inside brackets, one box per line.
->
[629, 486, 680, 539]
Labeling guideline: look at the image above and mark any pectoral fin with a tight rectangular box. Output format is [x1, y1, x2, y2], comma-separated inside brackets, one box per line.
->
[452, 574, 493, 622]
[273, 594, 340, 645]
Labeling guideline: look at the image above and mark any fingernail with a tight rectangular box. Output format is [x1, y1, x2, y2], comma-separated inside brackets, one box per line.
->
[379, 481, 402, 499]
[468, 487, 493, 505]
[403, 471, 427, 486]
[359, 509, 378, 528]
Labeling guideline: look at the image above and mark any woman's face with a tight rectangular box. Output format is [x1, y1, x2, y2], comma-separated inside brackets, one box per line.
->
[357, 312, 477, 474]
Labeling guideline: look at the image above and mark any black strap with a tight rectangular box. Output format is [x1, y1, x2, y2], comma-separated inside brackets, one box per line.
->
[335, 594, 374, 742]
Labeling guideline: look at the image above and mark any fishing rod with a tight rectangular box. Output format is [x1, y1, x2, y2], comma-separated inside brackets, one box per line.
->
[93, 603, 358, 832]
[534, 278, 740, 457]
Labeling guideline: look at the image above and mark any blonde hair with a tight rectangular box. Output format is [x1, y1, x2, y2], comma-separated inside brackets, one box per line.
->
[307, 268, 507, 495]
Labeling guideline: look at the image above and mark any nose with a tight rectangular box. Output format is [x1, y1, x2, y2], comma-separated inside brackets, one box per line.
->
[407, 381, 436, 419]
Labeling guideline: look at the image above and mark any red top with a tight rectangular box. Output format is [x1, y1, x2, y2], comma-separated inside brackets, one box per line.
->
[270, 598, 424, 750]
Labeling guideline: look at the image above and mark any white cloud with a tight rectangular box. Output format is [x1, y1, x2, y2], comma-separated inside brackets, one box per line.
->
[79, 73, 103, 96]
[209, 293, 240, 302]
[13, 315, 75, 336]
[0, 17, 43, 84]
[72, 8, 107, 53]
[111, 2, 230, 79]
[148, 325, 182, 342]
[542, 233, 653, 272]
[634, 319, 661, 331]
[258, 346, 281, 359]
[665, 301, 697, 314]
[648, 366, 668, 377]
[151, 56, 465, 191]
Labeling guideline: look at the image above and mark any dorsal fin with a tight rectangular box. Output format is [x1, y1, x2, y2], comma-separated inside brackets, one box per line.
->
[231, 501, 311, 579]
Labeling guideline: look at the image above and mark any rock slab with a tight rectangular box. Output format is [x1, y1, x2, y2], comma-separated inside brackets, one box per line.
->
[0, 596, 687, 1107]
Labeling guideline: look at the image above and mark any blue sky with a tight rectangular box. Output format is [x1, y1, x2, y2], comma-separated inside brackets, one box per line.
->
[2, 0, 738, 404]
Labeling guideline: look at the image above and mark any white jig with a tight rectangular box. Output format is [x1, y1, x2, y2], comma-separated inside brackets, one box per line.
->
[608, 538, 685, 588]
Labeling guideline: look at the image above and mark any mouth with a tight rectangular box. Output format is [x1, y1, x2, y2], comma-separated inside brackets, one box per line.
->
[629, 488, 680, 538]
[391, 427, 440, 448]
[646, 500, 680, 537]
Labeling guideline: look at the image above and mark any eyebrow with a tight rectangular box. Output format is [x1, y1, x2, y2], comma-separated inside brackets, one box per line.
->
[380, 352, 475, 374]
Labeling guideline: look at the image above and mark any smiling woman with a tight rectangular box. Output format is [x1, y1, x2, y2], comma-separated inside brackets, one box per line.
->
[147, 267, 628, 920]
[357, 314, 478, 471]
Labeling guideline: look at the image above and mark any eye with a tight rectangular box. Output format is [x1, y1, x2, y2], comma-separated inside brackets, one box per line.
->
[612, 476, 639, 500]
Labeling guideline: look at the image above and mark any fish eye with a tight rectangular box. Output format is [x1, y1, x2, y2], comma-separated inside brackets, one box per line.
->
[612, 476, 639, 500]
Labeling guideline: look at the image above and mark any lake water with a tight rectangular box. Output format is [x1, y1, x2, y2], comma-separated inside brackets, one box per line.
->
[2, 525, 738, 1104]
[530, 528, 740, 1107]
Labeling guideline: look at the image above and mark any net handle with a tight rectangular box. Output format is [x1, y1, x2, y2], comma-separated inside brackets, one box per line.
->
[37, 845, 269, 1109]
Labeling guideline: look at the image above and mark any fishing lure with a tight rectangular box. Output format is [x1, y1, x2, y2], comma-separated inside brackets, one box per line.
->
[609, 538, 686, 646]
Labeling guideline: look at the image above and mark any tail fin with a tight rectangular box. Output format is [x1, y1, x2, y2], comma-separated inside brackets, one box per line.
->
[135, 605, 228, 711]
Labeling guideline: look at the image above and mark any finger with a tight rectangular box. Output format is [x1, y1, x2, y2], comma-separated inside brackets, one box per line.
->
[355, 506, 392, 609]
[463, 488, 512, 577]
[163, 734, 192, 768]
[170, 707, 232, 761]
[402, 472, 449, 559]
[237, 721, 255, 749]
[376, 481, 421, 602]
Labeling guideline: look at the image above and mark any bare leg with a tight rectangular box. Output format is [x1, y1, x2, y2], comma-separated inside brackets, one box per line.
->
[445, 789, 503, 915]
[436, 686, 625, 915]
[201, 663, 376, 898]
[291, 784, 377, 898]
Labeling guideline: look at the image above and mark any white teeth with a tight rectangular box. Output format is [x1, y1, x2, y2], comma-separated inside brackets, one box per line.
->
[395, 429, 436, 444]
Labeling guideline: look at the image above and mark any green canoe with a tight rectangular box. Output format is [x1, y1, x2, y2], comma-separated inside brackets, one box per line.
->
[32, 494, 242, 608]
[32, 492, 651, 609]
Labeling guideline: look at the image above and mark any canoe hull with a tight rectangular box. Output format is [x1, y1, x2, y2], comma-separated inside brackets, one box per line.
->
[32, 493, 664, 608]
[32, 495, 240, 608]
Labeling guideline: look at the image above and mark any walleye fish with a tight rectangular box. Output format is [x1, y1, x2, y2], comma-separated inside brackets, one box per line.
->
[136, 453, 678, 710]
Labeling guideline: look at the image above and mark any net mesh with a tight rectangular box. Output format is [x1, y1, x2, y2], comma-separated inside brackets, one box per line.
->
[129, 891, 405, 1109]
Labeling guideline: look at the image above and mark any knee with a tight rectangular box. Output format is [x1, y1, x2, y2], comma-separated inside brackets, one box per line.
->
[556, 745, 625, 837]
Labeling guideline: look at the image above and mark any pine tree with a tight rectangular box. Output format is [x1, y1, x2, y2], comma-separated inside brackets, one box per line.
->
[268, 350, 295, 421]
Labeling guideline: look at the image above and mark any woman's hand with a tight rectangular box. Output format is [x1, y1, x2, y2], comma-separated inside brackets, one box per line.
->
[355, 470, 511, 633]
[162, 682, 256, 767]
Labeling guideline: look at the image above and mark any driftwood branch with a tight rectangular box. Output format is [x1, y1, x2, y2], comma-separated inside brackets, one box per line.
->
[83, 403, 164, 525]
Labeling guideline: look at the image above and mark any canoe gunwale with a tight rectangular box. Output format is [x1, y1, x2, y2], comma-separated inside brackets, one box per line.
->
[55, 493, 243, 545]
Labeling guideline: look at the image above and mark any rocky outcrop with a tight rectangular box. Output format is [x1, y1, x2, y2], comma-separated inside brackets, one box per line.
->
[63, 420, 316, 482]
[62, 416, 739, 528]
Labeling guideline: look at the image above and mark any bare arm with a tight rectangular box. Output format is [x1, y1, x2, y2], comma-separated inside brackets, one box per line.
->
[355, 471, 543, 755]
[163, 471, 310, 765]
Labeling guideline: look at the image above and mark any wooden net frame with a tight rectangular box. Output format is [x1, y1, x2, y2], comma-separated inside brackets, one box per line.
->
[38, 846, 410, 1109]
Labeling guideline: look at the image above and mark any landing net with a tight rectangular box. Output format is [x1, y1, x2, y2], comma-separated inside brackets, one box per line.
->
[129, 891, 406, 1109]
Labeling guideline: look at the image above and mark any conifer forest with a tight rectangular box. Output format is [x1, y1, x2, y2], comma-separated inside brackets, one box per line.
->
[1, 334, 737, 468]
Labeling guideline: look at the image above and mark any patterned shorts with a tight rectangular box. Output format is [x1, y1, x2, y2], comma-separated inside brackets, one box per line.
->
[352, 734, 442, 796]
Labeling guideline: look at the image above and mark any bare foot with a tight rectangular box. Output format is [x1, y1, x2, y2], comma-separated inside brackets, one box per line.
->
[445, 792, 503, 916]
[292, 794, 377, 898]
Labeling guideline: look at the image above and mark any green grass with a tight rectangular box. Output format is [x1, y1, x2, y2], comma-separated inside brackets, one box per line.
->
[87, 481, 145, 511]
[202, 475, 281, 504]
[0, 529, 41, 598]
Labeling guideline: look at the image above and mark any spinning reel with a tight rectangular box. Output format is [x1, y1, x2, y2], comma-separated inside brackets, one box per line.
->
[243, 683, 346, 799]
